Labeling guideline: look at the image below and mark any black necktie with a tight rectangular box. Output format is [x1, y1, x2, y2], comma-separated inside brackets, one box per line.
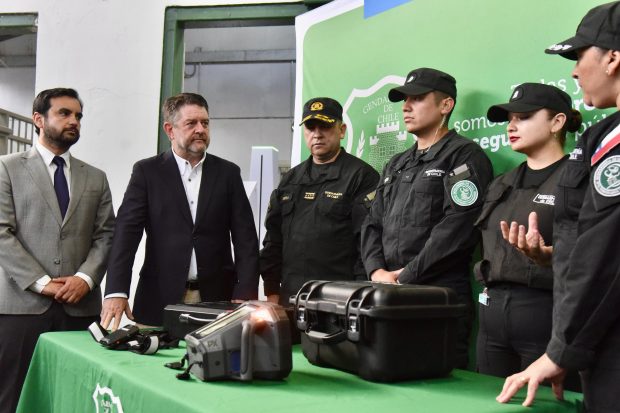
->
[52, 156, 70, 218]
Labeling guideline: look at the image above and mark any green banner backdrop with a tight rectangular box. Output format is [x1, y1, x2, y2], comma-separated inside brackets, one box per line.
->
[293, 0, 613, 175]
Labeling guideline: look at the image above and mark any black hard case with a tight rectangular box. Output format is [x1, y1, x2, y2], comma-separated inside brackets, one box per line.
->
[291, 281, 465, 382]
[163, 302, 238, 339]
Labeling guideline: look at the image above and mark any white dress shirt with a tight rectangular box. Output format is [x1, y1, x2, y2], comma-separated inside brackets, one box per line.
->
[29, 143, 95, 293]
[172, 149, 206, 282]
[105, 149, 206, 300]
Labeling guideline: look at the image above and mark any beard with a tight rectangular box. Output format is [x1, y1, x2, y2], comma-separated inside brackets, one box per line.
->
[182, 133, 209, 155]
[43, 124, 80, 151]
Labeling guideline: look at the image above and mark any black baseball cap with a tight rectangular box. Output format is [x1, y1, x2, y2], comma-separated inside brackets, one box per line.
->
[388, 68, 457, 102]
[487, 83, 573, 122]
[300, 97, 343, 125]
[545, 1, 620, 60]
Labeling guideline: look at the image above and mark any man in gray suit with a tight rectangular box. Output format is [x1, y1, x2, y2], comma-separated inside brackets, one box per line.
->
[0, 88, 115, 413]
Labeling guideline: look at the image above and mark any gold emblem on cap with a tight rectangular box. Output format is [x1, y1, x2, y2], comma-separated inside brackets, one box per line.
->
[310, 102, 324, 111]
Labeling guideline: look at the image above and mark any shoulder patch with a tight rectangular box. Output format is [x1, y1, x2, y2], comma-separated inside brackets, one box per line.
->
[451, 180, 479, 206]
[593, 155, 620, 197]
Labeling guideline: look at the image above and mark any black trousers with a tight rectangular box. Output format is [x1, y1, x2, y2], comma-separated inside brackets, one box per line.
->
[476, 283, 580, 391]
[581, 319, 620, 413]
[454, 293, 473, 370]
[0, 302, 97, 413]
[477, 284, 552, 375]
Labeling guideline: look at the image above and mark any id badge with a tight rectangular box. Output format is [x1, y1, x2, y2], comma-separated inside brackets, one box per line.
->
[478, 288, 489, 306]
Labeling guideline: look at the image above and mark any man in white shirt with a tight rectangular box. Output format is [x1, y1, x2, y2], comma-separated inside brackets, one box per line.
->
[0, 87, 115, 413]
[101, 93, 259, 330]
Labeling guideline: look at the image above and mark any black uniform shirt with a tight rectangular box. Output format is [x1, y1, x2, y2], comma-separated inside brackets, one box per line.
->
[361, 130, 494, 294]
[547, 111, 620, 371]
[474, 158, 566, 290]
[260, 149, 379, 303]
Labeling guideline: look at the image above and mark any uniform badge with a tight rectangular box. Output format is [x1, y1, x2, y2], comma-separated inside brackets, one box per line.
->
[593, 155, 620, 197]
[424, 168, 445, 178]
[324, 191, 343, 200]
[365, 190, 376, 202]
[310, 101, 323, 111]
[533, 194, 555, 206]
[450, 180, 478, 206]
[304, 192, 316, 200]
[569, 147, 583, 161]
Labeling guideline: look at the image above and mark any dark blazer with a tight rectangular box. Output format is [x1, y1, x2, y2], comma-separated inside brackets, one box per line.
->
[105, 150, 259, 325]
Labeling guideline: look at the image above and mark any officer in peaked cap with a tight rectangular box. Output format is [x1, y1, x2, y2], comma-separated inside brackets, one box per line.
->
[361, 67, 494, 368]
[497, 2, 620, 410]
[260, 97, 379, 305]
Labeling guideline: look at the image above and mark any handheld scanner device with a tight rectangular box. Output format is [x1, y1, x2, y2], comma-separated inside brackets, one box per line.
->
[184, 301, 292, 381]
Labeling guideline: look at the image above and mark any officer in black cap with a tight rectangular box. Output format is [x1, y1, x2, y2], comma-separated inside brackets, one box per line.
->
[475, 83, 582, 388]
[361, 67, 493, 368]
[497, 2, 620, 410]
[260, 97, 379, 304]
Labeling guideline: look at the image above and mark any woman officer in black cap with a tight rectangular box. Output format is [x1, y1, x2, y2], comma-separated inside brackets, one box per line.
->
[497, 2, 620, 409]
[474, 83, 581, 383]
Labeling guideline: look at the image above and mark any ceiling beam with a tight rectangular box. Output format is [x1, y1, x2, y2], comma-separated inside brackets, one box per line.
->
[185, 48, 295, 64]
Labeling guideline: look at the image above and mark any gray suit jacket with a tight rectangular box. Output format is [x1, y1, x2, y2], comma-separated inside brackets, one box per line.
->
[0, 147, 115, 316]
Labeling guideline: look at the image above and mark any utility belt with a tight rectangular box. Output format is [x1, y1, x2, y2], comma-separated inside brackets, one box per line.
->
[480, 281, 543, 290]
[473, 259, 552, 291]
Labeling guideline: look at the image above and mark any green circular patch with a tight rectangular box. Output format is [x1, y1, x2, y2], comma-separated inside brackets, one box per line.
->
[593, 155, 620, 198]
[451, 180, 478, 206]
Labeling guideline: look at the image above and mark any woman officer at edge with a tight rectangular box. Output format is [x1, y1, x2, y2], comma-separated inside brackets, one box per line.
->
[497, 2, 620, 410]
[473, 83, 581, 390]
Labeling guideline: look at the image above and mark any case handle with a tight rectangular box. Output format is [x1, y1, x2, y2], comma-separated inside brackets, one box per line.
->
[179, 313, 213, 325]
[240, 319, 258, 381]
[305, 328, 347, 344]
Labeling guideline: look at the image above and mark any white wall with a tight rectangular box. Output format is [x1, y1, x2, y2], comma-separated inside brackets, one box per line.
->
[0, 0, 300, 311]
[183, 25, 296, 177]
[0, 0, 299, 206]
[184, 60, 294, 178]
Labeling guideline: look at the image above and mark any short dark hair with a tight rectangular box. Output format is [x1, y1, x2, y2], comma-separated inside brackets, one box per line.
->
[162, 93, 209, 124]
[432, 90, 455, 124]
[32, 88, 83, 134]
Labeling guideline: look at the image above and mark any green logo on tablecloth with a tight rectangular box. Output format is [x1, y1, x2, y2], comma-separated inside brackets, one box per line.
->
[93, 383, 124, 413]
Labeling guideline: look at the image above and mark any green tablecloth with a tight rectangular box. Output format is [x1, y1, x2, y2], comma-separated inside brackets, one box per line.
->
[17, 331, 581, 413]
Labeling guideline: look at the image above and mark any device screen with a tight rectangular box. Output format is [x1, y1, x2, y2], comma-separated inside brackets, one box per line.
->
[194, 305, 254, 338]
